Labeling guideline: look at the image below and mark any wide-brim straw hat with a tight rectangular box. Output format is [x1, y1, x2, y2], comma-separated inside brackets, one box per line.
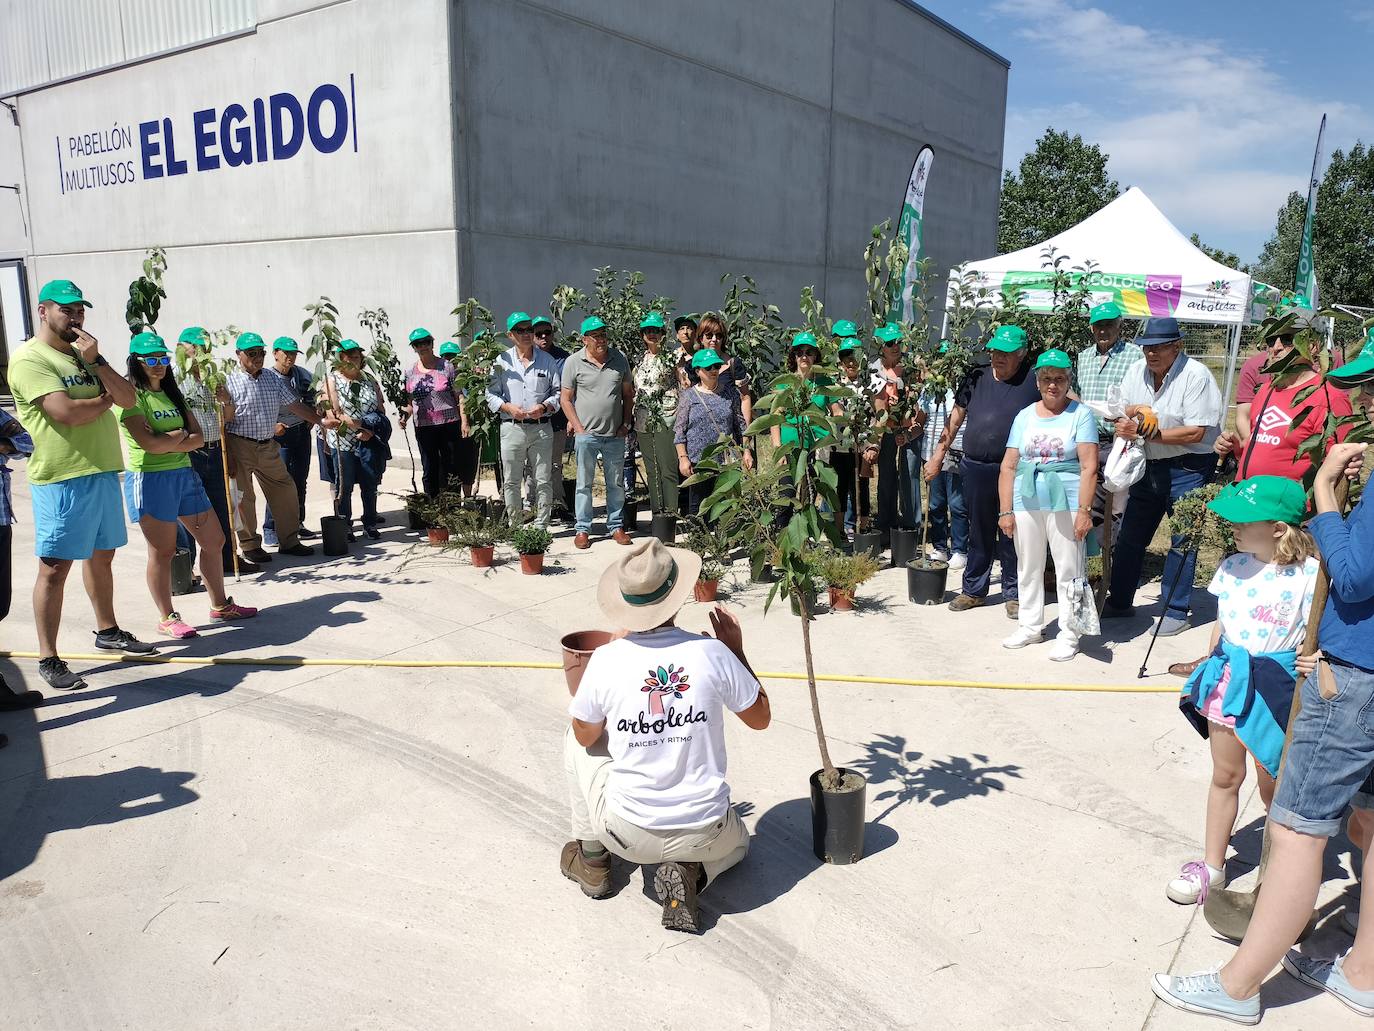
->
[596, 539, 702, 633]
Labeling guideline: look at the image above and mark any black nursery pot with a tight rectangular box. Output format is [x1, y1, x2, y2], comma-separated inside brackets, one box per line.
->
[321, 515, 351, 556]
[810, 767, 868, 865]
[407, 506, 425, 531]
[651, 513, 677, 544]
[907, 559, 949, 606]
[562, 478, 577, 512]
[890, 528, 918, 569]
[170, 548, 195, 595]
[624, 498, 640, 532]
[851, 530, 882, 559]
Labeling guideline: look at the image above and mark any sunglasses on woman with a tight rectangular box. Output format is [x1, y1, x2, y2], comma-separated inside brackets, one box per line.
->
[142, 355, 171, 366]
[701, 332, 724, 341]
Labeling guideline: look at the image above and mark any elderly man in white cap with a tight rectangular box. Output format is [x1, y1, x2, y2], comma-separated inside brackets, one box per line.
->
[562, 539, 771, 933]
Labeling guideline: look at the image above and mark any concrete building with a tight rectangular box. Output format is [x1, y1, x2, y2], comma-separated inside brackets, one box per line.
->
[0, 0, 1007, 369]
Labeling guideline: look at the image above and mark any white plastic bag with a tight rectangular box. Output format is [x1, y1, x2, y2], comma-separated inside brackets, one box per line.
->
[1102, 436, 1146, 493]
[1062, 576, 1101, 637]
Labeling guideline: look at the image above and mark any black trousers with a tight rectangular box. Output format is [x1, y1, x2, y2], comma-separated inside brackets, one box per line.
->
[960, 456, 1017, 600]
[0, 524, 11, 623]
[686, 474, 718, 523]
[415, 421, 465, 496]
[830, 450, 870, 527]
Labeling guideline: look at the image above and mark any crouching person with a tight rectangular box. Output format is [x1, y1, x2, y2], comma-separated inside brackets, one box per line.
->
[562, 539, 771, 932]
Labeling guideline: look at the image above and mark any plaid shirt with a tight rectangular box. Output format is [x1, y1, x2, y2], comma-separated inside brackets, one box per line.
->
[225, 368, 301, 441]
[0, 408, 35, 526]
[179, 373, 222, 444]
[1074, 339, 1143, 439]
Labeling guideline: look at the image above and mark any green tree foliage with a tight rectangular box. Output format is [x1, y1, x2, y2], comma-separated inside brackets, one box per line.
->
[997, 129, 1121, 254]
[1254, 143, 1374, 305]
[1189, 233, 1241, 270]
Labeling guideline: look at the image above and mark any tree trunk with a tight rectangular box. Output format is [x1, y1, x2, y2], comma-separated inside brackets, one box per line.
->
[798, 588, 839, 789]
[402, 421, 418, 494]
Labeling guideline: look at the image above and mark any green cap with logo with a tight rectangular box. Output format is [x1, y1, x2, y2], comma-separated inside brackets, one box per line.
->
[531, 315, 554, 329]
[1326, 329, 1374, 386]
[1089, 301, 1123, 324]
[129, 331, 167, 356]
[580, 316, 607, 335]
[1033, 348, 1072, 370]
[838, 337, 864, 355]
[506, 311, 533, 333]
[272, 336, 299, 353]
[38, 279, 93, 308]
[691, 348, 725, 369]
[1207, 475, 1308, 526]
[408, 327, 434, 345]
[177, 326, 209, 348]
[831, 319, 858, 339]
[791, 331, 819, 350]
[639, 312, 666, 331]
[987, 325, 1028, 352]
[874, 322, 903, 344]
[235, 331, 265, 352]
[439, 341, 461, 358]
[337, 338, 362, 353]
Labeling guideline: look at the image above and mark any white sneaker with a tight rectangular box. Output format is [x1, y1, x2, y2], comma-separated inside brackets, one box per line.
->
[929, 547, 950, 562]
[1002, 627, 1042, 649]
[948, 552, 967, 570]
[1049, 640, 1079, 662]
[1167, 861, 1226, 905]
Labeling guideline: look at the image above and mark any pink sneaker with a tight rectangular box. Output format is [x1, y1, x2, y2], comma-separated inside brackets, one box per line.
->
[209, 598, 259, 621]
[157, 613, 199, 639]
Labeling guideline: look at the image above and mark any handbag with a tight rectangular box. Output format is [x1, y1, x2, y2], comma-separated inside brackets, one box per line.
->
[1062, 575, 1101, 637]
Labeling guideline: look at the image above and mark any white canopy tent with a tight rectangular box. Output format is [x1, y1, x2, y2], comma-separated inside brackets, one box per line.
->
[950, 186, 1256, 400]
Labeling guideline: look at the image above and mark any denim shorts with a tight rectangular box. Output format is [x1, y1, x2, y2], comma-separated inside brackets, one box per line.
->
[123, 466, 211, 524]
[31, 470, 128, 560]
[1270, 659, 1374, 836]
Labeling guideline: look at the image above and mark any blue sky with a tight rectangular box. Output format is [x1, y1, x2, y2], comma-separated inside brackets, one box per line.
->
[917, 0, 1371, 265]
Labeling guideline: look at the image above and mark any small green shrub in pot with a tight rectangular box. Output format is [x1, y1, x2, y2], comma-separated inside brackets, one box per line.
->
[510, 524, 553, 556]
[815, 546, 880, 605]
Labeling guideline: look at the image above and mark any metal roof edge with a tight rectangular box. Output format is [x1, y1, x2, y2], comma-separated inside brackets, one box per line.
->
[889, 0, 1011, 69]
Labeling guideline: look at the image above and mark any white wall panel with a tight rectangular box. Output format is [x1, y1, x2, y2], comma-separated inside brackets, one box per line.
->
[40, 0, 126, 85]
[119, 0, 216, 57]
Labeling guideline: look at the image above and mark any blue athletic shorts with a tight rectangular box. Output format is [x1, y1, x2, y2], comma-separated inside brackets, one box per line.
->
[123, 466, 212, 524]
[31, 470, 128, 560]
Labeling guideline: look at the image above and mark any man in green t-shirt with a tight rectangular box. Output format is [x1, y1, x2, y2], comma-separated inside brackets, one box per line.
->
[7, 279, 155, 691]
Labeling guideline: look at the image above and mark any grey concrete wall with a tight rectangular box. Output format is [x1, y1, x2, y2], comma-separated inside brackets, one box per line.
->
[454, 0, 1007, 329]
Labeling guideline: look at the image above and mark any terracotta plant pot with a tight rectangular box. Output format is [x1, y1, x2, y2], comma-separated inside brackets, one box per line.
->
[560, 630, 612, 695]
[827, 587, 855, 611]
[427, 527, 450, 546]
[694, 579, 719, 602]
[519, 552, 545, 575]
[470, 545, 494, 568]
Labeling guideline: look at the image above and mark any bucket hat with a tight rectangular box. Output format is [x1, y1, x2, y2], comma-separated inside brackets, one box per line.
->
[597, 539, 701, 633]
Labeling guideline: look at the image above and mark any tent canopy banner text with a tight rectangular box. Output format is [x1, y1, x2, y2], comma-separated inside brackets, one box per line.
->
[973, 268, 1251, 323]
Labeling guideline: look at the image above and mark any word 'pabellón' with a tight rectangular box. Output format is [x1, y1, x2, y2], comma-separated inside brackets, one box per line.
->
[141, 78, 356, 179]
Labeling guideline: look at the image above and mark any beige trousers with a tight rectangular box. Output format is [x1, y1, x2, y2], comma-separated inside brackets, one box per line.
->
[226, 435, 301, 550]
[563, 726, 749, 888]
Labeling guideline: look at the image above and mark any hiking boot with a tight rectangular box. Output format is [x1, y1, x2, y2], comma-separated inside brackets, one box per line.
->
[93, 627, 155, 654]
[38, 657, 87, 691]
[0, 673, 43, 710]
[948, 593, 984, 612]
[560, 841, 612, 899]
[654, 861, 703, 933]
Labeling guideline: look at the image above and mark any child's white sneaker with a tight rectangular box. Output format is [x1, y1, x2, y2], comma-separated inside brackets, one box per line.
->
[1167, 860, 1226, 905]
[1002, 627, 1042, 649]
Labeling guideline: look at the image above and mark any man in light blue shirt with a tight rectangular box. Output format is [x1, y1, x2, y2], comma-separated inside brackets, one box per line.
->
[486, 312, 562, 527]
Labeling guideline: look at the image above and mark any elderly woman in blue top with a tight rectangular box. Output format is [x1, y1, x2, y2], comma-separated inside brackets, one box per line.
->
[1104, 317, 1222, 636]
[996, 349, 1098, 661]
[1150, 439, 1374, 1023]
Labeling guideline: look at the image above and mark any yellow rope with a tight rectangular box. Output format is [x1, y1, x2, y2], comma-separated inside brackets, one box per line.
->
[0, 652, 1179, 693]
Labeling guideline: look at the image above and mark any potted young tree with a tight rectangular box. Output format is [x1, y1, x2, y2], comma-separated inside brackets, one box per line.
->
[451, 509, 505, 567]
[510, 524, 553, 575]
[303, 297, 352, 556]
[682, 521, 730, 602]
[359, 307, 418, 510]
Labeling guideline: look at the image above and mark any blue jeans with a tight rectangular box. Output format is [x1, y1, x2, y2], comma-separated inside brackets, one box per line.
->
[265, 422, 311, 532]
[961, 457, 1017, 599]
[336, 450, 380, 528]
[925, 466, 968, 555]
[1107, 452, 1215, 621]
[574, 434, 626, 534]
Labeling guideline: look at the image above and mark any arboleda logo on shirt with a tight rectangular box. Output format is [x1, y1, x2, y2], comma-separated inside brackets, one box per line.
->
[1255, 405, 1291, 446]
[616, 663, 707, 736]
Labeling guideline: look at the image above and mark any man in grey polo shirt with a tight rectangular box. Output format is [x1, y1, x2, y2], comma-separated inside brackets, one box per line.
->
[562, 316, 635, 549]
[486, 311, 562, 528]
[1103, 317, 1221, 635]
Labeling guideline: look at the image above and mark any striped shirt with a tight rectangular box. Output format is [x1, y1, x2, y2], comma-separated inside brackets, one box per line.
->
[0, 408, 34, 526]
[1074, 339, 1143, 439]
[225, 368, 300, 441]
[179, 373, 222, 444]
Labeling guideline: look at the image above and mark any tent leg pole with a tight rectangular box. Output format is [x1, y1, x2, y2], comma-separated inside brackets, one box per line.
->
[1220, 323, 1243, 428]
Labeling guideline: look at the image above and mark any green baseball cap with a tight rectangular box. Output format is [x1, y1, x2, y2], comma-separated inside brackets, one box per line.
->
[875, 322, 903, 344]
[691, 348, 725, 369]
[1033, 348, 1072, 370]
[235, 331, 266, 352]
[831, 319, 858, 339]
[987, 325, 1028, 352]
[337, 338, 362, 353]
[531, 315, 554, 329]
[674, 314, 698, 330]
[791, 331, 819, 350]
[506, 311, 533, 333]
[938, 340, 951, 354]
[177, 326, 209, 348]
[1326, 331, 1374, 386]
[1207, 476, 1307, 526]
[580, 316, 607, 335]
[439, 341, 461, 358]
[408, 327, 435, 345]
[129, 331, 167, 356]
[1089, 301, 1123, 324]
[38, 279, 93, 308]
[272, 336, 299, 353]
[639, 312, 666, 331]
[837, 338, 864, 355]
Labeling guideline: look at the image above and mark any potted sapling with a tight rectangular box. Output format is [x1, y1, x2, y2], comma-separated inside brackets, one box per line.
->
[451, 509, 505, 568]
[816, 546, 880, 612]
[682, 521, 730, 602]
[303, 297, 352, 556]
[511, 524, 553, 575]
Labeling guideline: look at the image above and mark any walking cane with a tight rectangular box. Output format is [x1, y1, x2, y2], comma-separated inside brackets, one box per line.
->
[217, 406, 240, 581]
[1136, 539, 1199, 679]
[1097, 488, 1115, 613]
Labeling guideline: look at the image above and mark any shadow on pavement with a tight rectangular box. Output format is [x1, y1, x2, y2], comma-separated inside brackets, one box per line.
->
[846, 734, 1023, 823]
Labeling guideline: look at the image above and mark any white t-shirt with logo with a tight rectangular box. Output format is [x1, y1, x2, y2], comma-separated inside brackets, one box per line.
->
[568, 626, 760, 830]
[1208, 553, 1320, 653]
